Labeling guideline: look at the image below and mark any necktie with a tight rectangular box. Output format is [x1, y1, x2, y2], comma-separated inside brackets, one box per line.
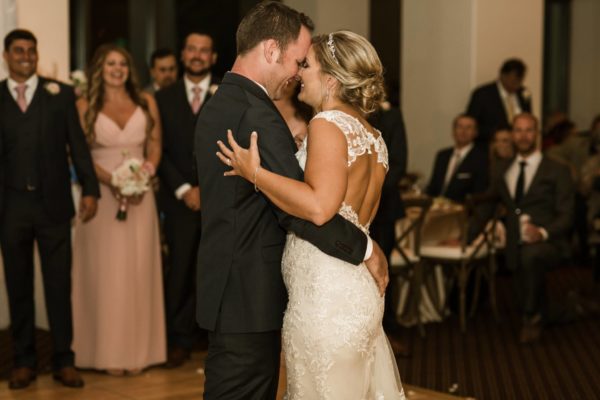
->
[515, 160, 527, 204]
[442, 151, 461, 195]
[505, 96, 516, 125]
[15, 83, 28, 112]
[191, 86, 202, 114]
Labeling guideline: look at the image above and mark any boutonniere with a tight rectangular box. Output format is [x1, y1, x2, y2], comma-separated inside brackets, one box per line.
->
[44, 82, 61, 95]
[521, 88, 531, 101]
[209, 84, 219, 96]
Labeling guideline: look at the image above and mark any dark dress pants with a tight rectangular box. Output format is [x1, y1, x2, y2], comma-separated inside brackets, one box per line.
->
[162, 192, 201, 350]
[370, 218, 399, 333]
[515, 242, 560, 318]
[0, 189, 74, 370]
[204, 329, 281, 400]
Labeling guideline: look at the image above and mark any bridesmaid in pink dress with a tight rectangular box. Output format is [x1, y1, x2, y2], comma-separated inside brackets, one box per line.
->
[72, 44, 165, 375]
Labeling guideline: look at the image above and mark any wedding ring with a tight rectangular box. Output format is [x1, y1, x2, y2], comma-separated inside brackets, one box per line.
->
[226, 159, 232, 165]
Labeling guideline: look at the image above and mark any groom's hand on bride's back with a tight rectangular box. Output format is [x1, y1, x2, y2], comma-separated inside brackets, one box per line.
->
[365, 241, 389, 297]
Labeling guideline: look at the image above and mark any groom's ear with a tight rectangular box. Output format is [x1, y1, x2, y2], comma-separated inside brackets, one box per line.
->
[263, 39, 281, 64]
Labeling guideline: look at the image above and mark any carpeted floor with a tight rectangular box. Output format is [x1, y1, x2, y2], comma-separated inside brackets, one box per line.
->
[1, 266, 599, 399]
[394, 266, 600, 400]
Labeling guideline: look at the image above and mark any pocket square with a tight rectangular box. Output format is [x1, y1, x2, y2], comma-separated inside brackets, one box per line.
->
[457, 172, 471, 179]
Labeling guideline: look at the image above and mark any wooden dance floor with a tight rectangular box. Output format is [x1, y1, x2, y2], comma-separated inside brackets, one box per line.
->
[0, 351, 467, 400]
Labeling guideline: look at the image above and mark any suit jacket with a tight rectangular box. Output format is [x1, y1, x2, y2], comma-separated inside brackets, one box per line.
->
[471, 156, 574, 269]
[194, 72, 368, 333]
[426, 145, 489, 203]
[0, 77, 99, 222]
[156, 77, 219, 197]
[369, 106, 407, 222]
[466, 81, 532, 145]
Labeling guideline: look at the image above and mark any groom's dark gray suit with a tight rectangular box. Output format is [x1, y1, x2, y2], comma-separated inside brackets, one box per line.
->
[195, 72, 368, 398]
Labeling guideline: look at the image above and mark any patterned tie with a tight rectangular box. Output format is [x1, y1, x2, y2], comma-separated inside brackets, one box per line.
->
[515, 160, 527, 204]
[15, 83, 28, 112]
[505, 96, 516, 125]
[191, 86, 202, 114]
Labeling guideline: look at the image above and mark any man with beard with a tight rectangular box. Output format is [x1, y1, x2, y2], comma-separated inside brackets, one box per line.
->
[470, 113, 574, 344]
[155, 31, 218, 368]
[145, 48, 178, 94]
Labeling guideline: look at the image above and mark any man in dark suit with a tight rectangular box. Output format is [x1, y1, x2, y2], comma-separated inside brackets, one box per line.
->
[0, 29, 99, 389]
[194, 3, 388, 398]
[466, 58, 532, 146]
[155, 31, 218, 368]
[145, 48, 178, 94]
[426, 114, 489, 203]
[471, 113, 574, 344]
[369, 101, 409, 355]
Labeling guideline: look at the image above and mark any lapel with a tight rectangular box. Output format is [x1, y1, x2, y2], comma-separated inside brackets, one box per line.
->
[223, 72, 282, 117]
[34, 77, 48, 152]
[497, 158, 515, 207]
[492, 84, 509, 124]
[522, 156, 546, 203]
[222, 72, 295, 151]
[175, 80, 195, 116]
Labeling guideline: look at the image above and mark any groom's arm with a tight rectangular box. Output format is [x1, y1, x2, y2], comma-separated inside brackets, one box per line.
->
[237, 110, 368, 266]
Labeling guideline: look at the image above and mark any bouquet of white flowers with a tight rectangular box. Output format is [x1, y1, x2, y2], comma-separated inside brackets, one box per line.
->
[111, 154, 152, 220]
[69, 69, 87, 98]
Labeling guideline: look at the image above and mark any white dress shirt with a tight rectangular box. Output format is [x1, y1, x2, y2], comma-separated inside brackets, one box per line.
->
[504, 150, 542, 199]
[7, 74, 39, 106]
[443, 143, 473, 189]
[504, 150, 548, 240]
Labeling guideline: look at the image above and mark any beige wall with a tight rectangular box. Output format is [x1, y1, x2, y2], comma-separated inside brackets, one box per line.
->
[569, 0, 600, 130]
[472, 0, 543, 118]
[16, 0, 70, 81]
[402, 0, 544, 186]
[284, 0, 369, 37]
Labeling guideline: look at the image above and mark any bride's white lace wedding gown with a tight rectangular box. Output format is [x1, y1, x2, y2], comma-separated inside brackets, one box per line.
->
[282, 110, 405, 399]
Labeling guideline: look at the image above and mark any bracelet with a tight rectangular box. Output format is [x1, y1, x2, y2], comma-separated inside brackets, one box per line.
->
[253, 166, 260, 192]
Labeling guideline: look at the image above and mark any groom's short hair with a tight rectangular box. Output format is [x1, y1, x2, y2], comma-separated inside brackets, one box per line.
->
[236, 1, 314, 56]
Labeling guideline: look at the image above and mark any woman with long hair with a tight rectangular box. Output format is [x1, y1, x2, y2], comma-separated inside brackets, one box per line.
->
[71, 44, 165, 375]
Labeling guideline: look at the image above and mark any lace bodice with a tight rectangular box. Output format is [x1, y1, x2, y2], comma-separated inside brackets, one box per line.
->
[312, 110, 388, 170]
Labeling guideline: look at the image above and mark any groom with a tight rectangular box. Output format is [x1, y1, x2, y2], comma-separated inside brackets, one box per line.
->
[195, 2, 389, 399]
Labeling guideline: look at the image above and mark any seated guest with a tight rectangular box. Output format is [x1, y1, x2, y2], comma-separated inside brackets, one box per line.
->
[471, 113, 574, 344]
[145, 48, 178, 94]
[466, 58, 532, 146]
[426, 114, 489, 203]
[490, 128, 515, 174]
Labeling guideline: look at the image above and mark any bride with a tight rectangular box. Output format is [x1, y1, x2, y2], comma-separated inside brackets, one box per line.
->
[217, 30, 405, 399]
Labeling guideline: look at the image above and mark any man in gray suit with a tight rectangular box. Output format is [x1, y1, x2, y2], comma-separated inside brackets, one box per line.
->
[471, 113, 574, 344]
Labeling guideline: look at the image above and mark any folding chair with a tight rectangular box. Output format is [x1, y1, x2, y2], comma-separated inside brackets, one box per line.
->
[389, 195, 433, 336]
[419, 193, 500, 332]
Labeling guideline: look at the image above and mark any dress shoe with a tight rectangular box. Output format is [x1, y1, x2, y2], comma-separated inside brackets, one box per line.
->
[53, 366, 84, 388]
[164, 347, 190, 369]
[519, 314, 542, 344]
[387, 335, 411, 358]
[8, 367, 36, 390]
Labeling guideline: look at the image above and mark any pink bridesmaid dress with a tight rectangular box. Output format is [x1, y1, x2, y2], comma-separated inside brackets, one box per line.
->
[72, 107, 166, 370]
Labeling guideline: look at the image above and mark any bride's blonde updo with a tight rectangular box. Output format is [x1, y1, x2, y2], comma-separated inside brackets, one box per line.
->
[312, 30, 385, 115]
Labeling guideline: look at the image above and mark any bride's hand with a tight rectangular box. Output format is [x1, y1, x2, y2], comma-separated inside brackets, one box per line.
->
[216, 130, 261, 180]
